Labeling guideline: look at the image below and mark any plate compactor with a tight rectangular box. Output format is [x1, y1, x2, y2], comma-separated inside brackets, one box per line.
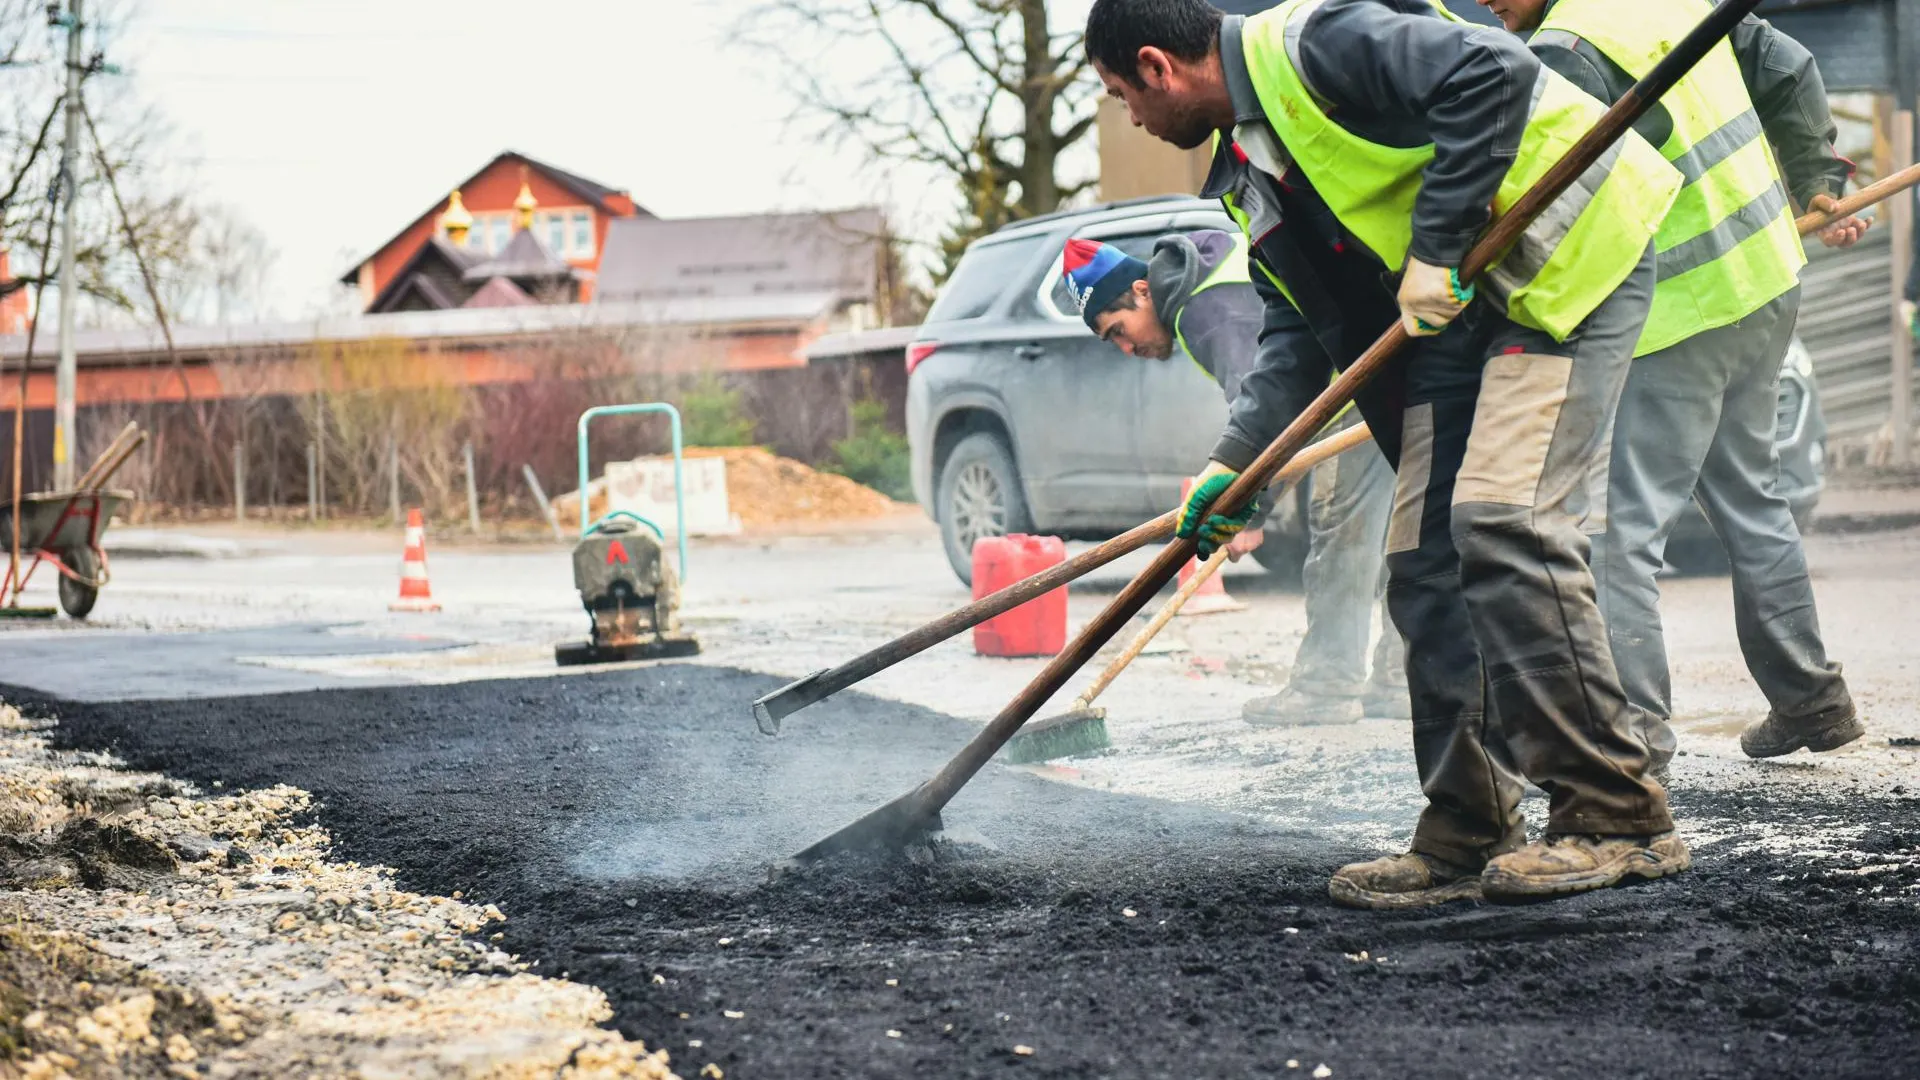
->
[554, 516, 700, 666]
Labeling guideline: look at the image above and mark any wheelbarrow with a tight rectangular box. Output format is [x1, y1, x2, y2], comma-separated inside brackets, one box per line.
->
[0, 487, 131, 618]
[0, 421, 146, 620]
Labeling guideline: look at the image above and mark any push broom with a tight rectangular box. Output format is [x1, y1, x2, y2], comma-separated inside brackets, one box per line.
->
[783, 0, 1772, 866]
[1003, 422, 1375, 765]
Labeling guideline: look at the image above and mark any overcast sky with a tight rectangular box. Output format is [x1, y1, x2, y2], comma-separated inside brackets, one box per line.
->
[119, 0, 933, 317]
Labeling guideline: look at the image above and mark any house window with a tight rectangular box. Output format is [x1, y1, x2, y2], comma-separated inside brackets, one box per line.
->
[546, 212, 567, 255]
[571, 211, 593, 258]
[490, 216, 510, 254]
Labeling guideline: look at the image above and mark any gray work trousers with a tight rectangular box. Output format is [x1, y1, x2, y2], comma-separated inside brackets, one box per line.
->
[1363, 246, 1672, 866]
[1590, 286, 1850, 761]
[1289, 411, 1403, 699]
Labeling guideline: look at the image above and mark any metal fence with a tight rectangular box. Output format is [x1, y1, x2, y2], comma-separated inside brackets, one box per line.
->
[1799, 226, 1912, 447]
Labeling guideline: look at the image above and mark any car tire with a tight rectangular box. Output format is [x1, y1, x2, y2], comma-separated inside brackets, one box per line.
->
[936, 432, 1030, 587]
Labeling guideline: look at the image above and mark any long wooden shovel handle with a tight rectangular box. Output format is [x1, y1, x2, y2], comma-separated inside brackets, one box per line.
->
[1795, 162, 1920, 235]
[1073, 422, 1373, 708]
[888, 0, 1770, 833]
[74, 421, 139, 492]
[85, 430, 146, 492]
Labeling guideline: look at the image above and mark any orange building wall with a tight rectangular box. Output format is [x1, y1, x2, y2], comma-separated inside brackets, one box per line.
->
[0, 330, 810, 411]
[362, 162, 634, 302]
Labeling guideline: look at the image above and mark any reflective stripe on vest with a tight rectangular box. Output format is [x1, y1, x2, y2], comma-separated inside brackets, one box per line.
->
[1534, 0, 1803, 355]
[1248, 0, 1680, 340]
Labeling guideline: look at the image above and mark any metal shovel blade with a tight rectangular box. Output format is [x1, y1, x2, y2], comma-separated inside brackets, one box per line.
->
[785, 786, 944, 867]
[753, 669, 828, 735]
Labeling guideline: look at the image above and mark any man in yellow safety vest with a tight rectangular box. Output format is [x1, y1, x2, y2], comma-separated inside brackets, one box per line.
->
[1479, 0, 1870, 777]
[1065, 231, 1407, 727]
[1087, 0, 1685, 907]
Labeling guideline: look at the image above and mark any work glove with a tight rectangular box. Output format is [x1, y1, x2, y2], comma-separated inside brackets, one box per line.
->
[1901, 299, 1917, 339]
[1397, 257, 1474, 337]
[1808, 193, 1869, 249]
[1177, 462, 1258, 561]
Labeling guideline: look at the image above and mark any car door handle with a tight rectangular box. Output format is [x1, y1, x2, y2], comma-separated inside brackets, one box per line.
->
[1014, 345, 1045, 361]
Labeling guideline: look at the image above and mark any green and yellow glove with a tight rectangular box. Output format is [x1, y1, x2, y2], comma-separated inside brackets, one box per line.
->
[1397, 257, 1474, 337]
[1176, 464, 1257, 560]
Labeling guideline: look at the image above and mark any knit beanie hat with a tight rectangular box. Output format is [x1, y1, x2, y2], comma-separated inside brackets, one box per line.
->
[1062, 238, 1149, 330]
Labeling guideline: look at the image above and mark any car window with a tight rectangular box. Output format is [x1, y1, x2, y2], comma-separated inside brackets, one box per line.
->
[1041, 232, 1174, 320]
[924, 235, 1049, 323]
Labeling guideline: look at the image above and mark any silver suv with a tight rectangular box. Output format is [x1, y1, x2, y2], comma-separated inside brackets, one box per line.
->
[905, 195, 1310, 585]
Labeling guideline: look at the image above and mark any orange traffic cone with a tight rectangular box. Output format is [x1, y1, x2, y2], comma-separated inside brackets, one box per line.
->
[390, 508, 441, 612]
[1177, 478, 1246, 616]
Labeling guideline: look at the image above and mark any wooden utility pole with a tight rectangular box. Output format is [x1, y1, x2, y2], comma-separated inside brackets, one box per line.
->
[52, 0, 83, 490]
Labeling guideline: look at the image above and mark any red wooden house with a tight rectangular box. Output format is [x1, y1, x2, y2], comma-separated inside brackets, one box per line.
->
[340, 151, 647, 311]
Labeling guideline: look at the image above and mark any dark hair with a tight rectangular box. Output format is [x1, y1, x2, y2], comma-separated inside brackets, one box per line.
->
[1100, 287, 1141, 316]
[1086, 0, 1223, 87]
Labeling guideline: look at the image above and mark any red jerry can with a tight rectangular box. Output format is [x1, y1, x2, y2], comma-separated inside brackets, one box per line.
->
[971, 534, 1068, 658]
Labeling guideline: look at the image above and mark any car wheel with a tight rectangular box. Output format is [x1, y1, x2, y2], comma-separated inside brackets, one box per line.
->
[936, 432, 1030, 586]
[1249, 482, 1310, 589]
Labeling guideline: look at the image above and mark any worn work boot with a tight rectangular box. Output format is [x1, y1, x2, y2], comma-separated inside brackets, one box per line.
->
[1242, 687, 1363, 728]
[1329, 851, 1484, 910]
[1480, 832, 1691, 902]
[1739, 698, 1865, 759]
[1360, 677, 1412, 721]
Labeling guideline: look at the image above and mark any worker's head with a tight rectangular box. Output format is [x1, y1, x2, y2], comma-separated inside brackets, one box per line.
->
[1086, 0, 1231, 151]
[1476, 0, 1549, 33]
[1063, 239, 1172, 360]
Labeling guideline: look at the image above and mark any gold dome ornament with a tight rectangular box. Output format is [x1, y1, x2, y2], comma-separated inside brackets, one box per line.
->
[440, 190, 474, 243]
[514, 176, 538, 231]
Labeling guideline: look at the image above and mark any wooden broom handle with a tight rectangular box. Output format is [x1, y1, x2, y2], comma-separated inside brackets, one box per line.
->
[1795, 162, 1920, 235]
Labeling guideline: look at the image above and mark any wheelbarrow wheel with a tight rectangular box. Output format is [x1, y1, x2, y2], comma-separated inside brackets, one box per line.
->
[58, 547, 100, 619]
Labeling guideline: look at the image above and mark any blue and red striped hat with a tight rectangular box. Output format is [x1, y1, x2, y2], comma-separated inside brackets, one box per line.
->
[1062, 238, 1148, 330]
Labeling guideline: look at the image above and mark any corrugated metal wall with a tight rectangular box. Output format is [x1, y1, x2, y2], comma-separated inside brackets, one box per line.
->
[1798, 227, 1913, 444]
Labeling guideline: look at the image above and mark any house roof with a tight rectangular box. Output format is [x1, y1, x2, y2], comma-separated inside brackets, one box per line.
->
[364, 236, 486, 313]
[593, 207, 884, 306]
[381, 275, 461, 312]
[462, 276, 536, 309]
[462, 229, 576, 283]
[340, 150, 646, 284]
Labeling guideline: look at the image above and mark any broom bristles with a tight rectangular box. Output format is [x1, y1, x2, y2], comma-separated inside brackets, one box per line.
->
[1002, 707, 1111, 764]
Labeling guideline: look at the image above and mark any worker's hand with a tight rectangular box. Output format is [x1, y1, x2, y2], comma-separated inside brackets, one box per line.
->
[1177, 462, 1258, 561]
[1397, 257, 1474, 337]
[1809, 194, 1869, 249]
[1225, 528, 1265, 562]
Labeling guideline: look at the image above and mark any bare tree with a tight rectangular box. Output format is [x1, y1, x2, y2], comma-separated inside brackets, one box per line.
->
[740, 0, 1099, 272]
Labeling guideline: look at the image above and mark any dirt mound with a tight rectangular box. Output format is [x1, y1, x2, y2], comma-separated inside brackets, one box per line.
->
[555, 446, 903, 531]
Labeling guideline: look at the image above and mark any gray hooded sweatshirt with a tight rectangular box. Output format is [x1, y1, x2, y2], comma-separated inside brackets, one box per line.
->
[1146, 229, 1263, 406]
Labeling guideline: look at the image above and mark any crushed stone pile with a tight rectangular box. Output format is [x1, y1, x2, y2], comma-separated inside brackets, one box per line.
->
[0, 703, 681, 1080]
[554, 446, 902, 530]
